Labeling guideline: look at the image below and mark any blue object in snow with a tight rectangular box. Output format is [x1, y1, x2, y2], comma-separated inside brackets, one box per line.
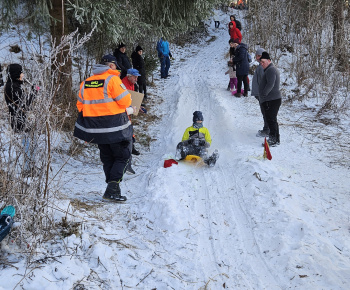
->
[0, 205, 15, 242]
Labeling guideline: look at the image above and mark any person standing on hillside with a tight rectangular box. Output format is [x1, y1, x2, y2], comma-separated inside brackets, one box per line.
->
[231, 39, 250, 97]
[230, 15, 242, 31]
[4, 63, 39, 173]
[229, 22, 242, 43]
[213, 10, 220, 28]
[157, 37, 172, 79]
[258, 52, 282, 146]
[131, 45, 147, 99]
[251, 48, 270, 137]
[74, 54, 133, 202]
[113, 43, 132, 80]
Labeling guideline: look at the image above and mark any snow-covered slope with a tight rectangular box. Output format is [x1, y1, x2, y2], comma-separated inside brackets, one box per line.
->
[1, 9, 350, 290]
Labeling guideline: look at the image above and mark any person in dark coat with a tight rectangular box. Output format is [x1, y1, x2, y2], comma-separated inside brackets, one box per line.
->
[232, 39, 250, 97]
[4, 63, 38, 173]
[258, 52, 282, 146]
[113, 43, 132, 80]
[131, 45, 147, 98]
[4, 64, 35, 132]
[230, 15, 242, 31]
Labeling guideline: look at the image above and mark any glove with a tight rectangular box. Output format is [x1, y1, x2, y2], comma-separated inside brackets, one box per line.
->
[187, 139, 194, 145]
[169, 52, 173, 58]
[199, 140, 206, 146]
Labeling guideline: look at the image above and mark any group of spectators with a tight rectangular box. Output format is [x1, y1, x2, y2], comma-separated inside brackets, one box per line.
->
[113, 43, 147, 99]
[225, 14, 282, 147]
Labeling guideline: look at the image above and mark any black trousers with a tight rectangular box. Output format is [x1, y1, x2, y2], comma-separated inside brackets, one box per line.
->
[237, 75, 249, 94]
[262, 98, 281, 141]
[137, 79, 147, 98]
[259, 101, 270, 132]
[98, 140, 131, 183]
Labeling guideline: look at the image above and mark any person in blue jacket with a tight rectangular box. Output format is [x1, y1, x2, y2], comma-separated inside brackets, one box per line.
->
[157, 37, 172, 79]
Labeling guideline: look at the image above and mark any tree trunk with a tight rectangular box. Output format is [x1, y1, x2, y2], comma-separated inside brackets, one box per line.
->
[49, 0, 73, 104]
[332, 0, 346, 69]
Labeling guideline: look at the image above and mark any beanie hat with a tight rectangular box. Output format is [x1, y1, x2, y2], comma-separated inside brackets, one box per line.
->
[193, 111, 204, 122]
[118, 43, 126, 49]
[255, 48, 265, 56]
[260, 51, 271, 60]
[135, 45, 143, 52]
[7, 63, 23, 80]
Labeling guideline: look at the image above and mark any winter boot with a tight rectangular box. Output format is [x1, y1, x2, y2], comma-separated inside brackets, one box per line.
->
[234, 93, 241, 98]
[256, 130, 270, 137]
[103, 181, 127, 202]
[264, 136, 280, 147]
[132, 144, 140, 155]
[126, 162, 136, 175]
[205, 150, 219, 167]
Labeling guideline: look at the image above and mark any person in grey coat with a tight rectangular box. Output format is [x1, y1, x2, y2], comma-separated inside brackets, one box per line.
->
[251, 48, 270, 137]
[258, 52, 282, 146]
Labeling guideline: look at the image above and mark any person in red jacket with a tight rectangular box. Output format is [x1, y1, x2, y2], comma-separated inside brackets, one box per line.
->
[121, 68, 141, 90]
[229, 22, 242, 43]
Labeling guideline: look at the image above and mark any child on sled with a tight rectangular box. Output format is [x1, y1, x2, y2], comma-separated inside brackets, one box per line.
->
[175, 111, 218, 167]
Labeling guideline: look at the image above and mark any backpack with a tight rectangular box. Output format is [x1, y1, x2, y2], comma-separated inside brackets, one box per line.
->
[156, 38, 163, 57]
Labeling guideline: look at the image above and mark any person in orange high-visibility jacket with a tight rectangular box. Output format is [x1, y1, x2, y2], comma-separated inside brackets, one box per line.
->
[74, 54, 132, 202]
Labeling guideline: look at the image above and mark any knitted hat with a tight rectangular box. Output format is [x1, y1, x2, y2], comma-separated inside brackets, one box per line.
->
[135, 45, 143, 52]
[118, 43, 126, 49]
[255, 48, 265, 56]
[7, 63, 23, 80]
[193, 111, 204, 122]
[260, 51, 271, 60]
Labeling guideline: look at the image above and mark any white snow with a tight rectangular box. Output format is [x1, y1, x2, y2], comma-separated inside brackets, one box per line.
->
[1, 9, 350, 290]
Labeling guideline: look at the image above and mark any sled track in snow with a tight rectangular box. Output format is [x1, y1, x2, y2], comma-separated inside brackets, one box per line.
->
[165, 36, 281, 288]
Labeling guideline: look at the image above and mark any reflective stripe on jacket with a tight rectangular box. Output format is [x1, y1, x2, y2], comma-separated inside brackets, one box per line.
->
[74, 65, 133, 144]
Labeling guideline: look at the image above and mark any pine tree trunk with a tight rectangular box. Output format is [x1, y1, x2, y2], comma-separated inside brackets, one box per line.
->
[332, 0, 346, 69]
[49, 0, 73, 104]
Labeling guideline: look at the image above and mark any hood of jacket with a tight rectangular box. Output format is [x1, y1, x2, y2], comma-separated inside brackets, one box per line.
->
[92, 64, 120, 77]
[237, 43, 248, 51]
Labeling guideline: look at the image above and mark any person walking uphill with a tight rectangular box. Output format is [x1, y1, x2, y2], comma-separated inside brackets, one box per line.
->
[258, 52, 282, 147]
[157, 37, 172, 79]
[74, 54, 133, 202]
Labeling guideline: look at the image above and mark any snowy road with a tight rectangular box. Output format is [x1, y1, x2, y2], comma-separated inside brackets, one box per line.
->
[2, 10, 350, 290]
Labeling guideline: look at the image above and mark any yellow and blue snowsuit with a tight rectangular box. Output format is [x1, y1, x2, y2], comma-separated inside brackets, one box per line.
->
[176, 126, 212, 160]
